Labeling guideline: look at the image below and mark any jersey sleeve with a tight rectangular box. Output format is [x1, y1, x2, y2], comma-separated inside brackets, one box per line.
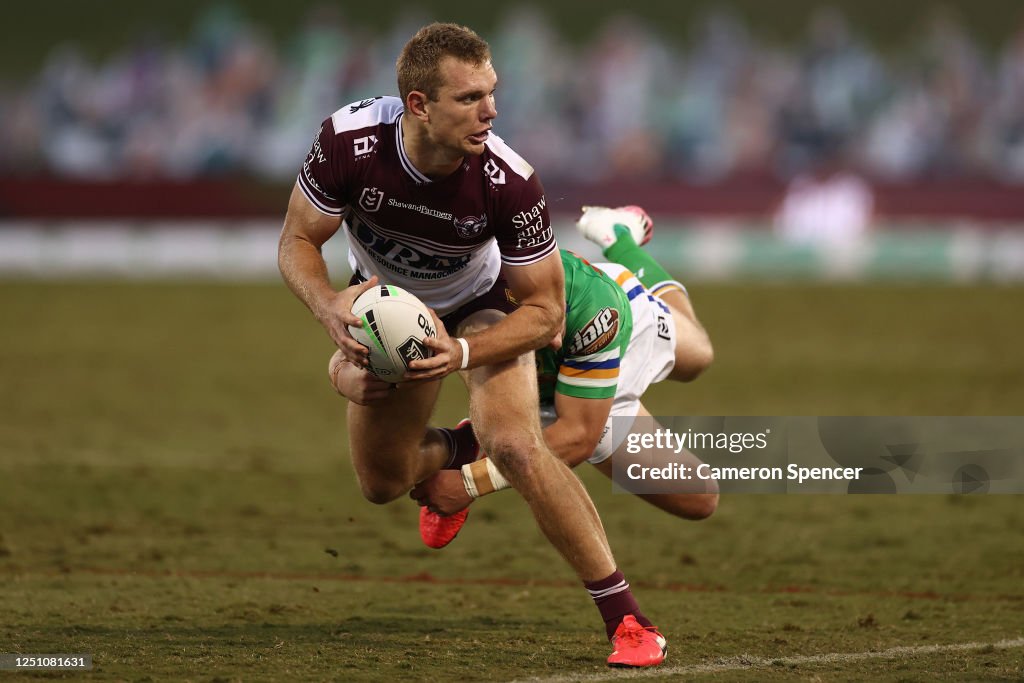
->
[556, 349, 621, 399]
[494, 172, 557, 266]
[296, 119, 346, 216]
[555, 306, 626, 400]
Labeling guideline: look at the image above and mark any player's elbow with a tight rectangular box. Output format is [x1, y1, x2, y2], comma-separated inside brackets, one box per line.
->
[553, 420, 602, 467]
[277, 231, 302, 278]
[277, 230, 320, 273]
[276, 234, 289, 275]
[562, 439, 598, 468]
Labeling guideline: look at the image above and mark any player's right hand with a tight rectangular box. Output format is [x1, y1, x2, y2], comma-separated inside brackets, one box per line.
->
[406, 308, 460, 381]
[328, 350, 395, 404]
[322, 276, 379, 367]
[410, 470, 474, 516]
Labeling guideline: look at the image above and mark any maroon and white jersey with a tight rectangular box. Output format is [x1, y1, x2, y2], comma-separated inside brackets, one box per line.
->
[297, 96, 555, 314]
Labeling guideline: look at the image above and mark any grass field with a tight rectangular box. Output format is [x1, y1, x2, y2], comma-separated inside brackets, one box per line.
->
[1, 281, 1023, 681]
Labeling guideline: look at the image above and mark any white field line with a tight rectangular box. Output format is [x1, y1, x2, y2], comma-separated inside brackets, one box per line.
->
[513, 637, 1024, 682]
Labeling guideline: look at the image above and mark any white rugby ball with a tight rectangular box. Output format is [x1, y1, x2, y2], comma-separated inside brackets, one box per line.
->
[347, 285, 436, 381]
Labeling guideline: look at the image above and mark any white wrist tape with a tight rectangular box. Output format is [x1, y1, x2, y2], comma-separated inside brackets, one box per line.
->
[461, 458, 510, 499]
[455, 337, 470, 370]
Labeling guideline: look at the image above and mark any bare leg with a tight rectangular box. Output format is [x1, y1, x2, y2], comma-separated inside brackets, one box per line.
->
[656, 289, 714, 383]
[593, 403, 719, 519]
[346, 378, 449, 503]
[459, 310, 616, 582]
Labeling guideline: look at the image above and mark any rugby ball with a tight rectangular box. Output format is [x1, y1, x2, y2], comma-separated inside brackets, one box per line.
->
[348, 285, 436, 381]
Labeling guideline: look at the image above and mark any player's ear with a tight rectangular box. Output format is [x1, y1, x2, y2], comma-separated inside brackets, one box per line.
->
[406, 91, 430, 122]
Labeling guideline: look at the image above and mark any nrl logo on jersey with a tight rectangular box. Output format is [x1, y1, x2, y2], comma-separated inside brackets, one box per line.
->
[453, 214, 488, 239]
[568, 308, 619, 355]
[359, 187, 384, 212]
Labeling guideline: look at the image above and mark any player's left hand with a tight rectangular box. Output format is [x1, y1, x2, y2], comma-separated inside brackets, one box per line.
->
[410, 470, 473, 516]
[328, 350, 395, 404]
[404, 309, 461, 381]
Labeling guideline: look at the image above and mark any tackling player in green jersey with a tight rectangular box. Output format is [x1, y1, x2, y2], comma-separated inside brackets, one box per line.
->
[331, 204, 714, 667]
[332, 205, 717, 529]
[406, 206, 717, 527]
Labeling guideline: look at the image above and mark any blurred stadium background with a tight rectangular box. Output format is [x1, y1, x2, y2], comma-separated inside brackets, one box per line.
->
[2, 1, 1023, 680]
[3, 0, 1024, 278]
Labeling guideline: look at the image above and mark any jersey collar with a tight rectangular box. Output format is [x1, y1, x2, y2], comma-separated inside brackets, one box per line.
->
[396, 113, 433, 185]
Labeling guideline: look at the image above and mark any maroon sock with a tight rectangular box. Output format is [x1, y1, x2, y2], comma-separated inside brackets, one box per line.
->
[439, 422, 480, 469]
[584, 569, 652, 640]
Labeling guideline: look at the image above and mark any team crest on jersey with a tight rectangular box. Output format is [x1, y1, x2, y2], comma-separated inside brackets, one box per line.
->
[568, 308, 619, 355]
[359, 187, 384, 212]
[453, 214, 488, 239]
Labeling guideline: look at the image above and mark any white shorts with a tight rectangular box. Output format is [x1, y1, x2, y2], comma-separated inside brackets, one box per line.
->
[540, 263, 676, 464]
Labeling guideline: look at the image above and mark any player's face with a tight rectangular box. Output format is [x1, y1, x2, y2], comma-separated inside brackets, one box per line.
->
[426, 56, 498, 157]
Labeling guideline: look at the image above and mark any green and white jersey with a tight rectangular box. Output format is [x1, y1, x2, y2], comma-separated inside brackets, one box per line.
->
[537, 250, 633, 404]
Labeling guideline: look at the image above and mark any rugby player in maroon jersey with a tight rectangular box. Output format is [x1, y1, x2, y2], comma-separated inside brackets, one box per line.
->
[334, 204, 719, 541]
[278, 23, 666, 668]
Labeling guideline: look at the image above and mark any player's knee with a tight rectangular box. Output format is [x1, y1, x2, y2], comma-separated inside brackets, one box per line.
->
[671, 474, 719, 519]
[354, 469, 408, 505]
[684, 492, 719, 520]
[675, 339, 714, 382]
[358, 481, 405, 505]
[698, 339, 714, 372]
[456, 308, 505, 336]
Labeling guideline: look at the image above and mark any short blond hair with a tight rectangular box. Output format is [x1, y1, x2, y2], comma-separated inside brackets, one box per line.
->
[396, 23, 491, 102]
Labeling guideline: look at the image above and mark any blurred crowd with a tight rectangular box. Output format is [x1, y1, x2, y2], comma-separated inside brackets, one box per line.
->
[3, 4, 1024, 184]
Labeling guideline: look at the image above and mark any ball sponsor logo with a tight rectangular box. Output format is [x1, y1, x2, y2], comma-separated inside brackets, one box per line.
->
[416, 313, 436, 338]
[398, 337, 429, 368]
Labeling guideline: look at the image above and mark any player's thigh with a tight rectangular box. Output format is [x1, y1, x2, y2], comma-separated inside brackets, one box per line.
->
[592, 402, 719, 519]
[455, 309, 544, 453]
[346, 378, 442, 469]
[666, 302, 713, 382]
